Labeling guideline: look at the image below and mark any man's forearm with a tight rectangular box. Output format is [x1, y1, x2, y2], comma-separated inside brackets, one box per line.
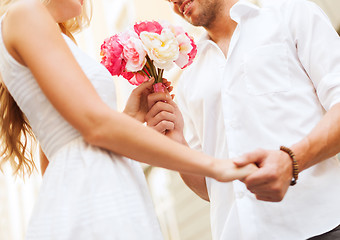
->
[292, 103, 340, 171]
[180, 173, 210, 201]
[39, 147, 49, 176]
[172, 134, 210, 201]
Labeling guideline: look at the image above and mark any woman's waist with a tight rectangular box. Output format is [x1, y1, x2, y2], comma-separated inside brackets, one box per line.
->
[39, 131, 83, 160]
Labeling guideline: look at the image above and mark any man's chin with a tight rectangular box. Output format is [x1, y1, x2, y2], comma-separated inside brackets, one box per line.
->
[184, 16, 198, 26]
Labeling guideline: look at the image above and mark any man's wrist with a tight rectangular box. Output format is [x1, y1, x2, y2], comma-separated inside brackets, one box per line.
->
[167, 131, 187, 145]
[280, 146, 299, 186]
[290, 138, 313, 172]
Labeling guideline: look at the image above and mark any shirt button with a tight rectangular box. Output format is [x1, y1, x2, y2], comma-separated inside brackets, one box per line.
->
[230, 121, 238, 129]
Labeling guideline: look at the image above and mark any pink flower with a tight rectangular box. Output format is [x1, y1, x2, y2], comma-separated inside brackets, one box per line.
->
[100, 20, 198, 91]
[160, 22, 197, 69]
[100, 35, 126, 76]
[134, 21, 163, 36]
[161, 21, 185, 36]
[121, 71, 149, 86]
[119, 30, 147, 72]
[175, 32, 197, 69]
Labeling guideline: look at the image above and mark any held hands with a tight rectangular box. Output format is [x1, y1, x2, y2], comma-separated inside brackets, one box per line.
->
[123, 78, 173, 123]
[212, 158, 258, 183]
[234, 148, 293, 202]
[145, 79, 186, 144]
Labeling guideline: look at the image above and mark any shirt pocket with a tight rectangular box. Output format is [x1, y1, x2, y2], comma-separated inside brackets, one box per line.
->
[244, 43, 291, 95]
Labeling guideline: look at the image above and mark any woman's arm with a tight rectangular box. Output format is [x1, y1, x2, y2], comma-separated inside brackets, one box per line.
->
[145, 92, 211, 201]
[4, 0, 256, 181]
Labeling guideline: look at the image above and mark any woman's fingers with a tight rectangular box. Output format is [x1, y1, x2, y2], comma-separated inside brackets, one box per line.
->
[132, 77, 154, 96]
[215, 160, 258, 183]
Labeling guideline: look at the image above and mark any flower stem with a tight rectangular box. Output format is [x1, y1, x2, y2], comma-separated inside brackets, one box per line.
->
[157, 68, 162, 83]
[146, 56, 158, 81]
[159, 69, 164, 83]
[142, 68, 151, 78]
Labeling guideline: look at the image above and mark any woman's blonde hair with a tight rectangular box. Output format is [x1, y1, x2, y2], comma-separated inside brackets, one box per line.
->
[0, 0, 92, 177]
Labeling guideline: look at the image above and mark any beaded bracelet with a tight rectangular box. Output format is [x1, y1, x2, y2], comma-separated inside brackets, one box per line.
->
[280, 146, 299, 186]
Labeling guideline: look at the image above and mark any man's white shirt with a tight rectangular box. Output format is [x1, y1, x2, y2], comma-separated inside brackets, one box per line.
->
[176, 0, 340, 239]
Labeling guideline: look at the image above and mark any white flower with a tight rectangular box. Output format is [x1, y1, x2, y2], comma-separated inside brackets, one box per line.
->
[140, 28, 179, 70]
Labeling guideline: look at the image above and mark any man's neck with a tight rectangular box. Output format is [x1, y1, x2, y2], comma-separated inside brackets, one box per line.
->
[206, 0, 238, 57]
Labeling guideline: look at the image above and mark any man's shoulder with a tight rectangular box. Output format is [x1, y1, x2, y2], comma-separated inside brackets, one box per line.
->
[259, 0, 327, 27]
[261, 0, 320, 13]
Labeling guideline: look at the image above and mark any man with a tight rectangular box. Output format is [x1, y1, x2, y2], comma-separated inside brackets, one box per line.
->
[146, 0, 340, 239]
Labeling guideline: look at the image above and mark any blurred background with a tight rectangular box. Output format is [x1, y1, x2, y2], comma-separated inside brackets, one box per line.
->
[1, 0, 339, 240]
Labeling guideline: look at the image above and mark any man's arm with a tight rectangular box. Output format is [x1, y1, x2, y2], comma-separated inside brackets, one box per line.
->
[234, 103, 340, 202]
[292, 103, 340, 171]
[180, 173, 209, 201]
[234, 0, 340, 202]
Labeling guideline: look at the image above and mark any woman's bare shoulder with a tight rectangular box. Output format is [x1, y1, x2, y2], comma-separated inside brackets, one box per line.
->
[4, 0, 53, 37]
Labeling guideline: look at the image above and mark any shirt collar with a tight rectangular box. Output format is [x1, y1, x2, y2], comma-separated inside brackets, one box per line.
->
[197, 0, 261, 45]
[230, 0, 261, 23]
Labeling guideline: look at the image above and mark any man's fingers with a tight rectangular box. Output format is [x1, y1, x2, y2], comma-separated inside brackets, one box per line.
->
[162, 78, 174, 93]
[242, 167, 272, 188]
[244, 172, 288, 202]
[252, 187, 286, 202]
[233, 148, 267, 167]
[147, 111, 176, 128]
[147, 92, 172, 109]
[167, 85, 173, 93]
[145, 101, 175, 121]
[153, 120, 175, 133]
[255, 195, 281, 202]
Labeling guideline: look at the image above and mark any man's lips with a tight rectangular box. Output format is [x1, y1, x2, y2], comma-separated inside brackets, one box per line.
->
[180, 0, 194, 15]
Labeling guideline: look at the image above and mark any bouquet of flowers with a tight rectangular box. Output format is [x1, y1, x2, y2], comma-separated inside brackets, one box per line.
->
[100, 20, 197, 92]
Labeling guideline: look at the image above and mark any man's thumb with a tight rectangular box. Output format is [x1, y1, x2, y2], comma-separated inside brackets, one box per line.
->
[233, 149, 266, 167]
[233, 156, 252, 167]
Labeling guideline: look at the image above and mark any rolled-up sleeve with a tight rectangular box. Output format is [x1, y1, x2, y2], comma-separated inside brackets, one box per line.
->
[288, 0, 340, 111]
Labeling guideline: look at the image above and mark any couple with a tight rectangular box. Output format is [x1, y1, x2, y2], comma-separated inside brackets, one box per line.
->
[0, 0, 340, 239]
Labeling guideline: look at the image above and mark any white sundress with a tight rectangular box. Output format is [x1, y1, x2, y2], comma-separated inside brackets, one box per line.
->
[0, 14, 163, 240]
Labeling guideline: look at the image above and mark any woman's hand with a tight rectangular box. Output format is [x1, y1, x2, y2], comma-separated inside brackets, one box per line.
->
[123, 78, 153, 122]
[212, 158, 258, 182]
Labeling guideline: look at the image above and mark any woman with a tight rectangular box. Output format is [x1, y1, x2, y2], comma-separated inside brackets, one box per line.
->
[0, 0, 255, 239]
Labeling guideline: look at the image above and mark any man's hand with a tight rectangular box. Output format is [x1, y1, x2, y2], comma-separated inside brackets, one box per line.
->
[145, 83, 185, 144]
[123, 78, 174, 123]
[234, 148, 293, 202]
